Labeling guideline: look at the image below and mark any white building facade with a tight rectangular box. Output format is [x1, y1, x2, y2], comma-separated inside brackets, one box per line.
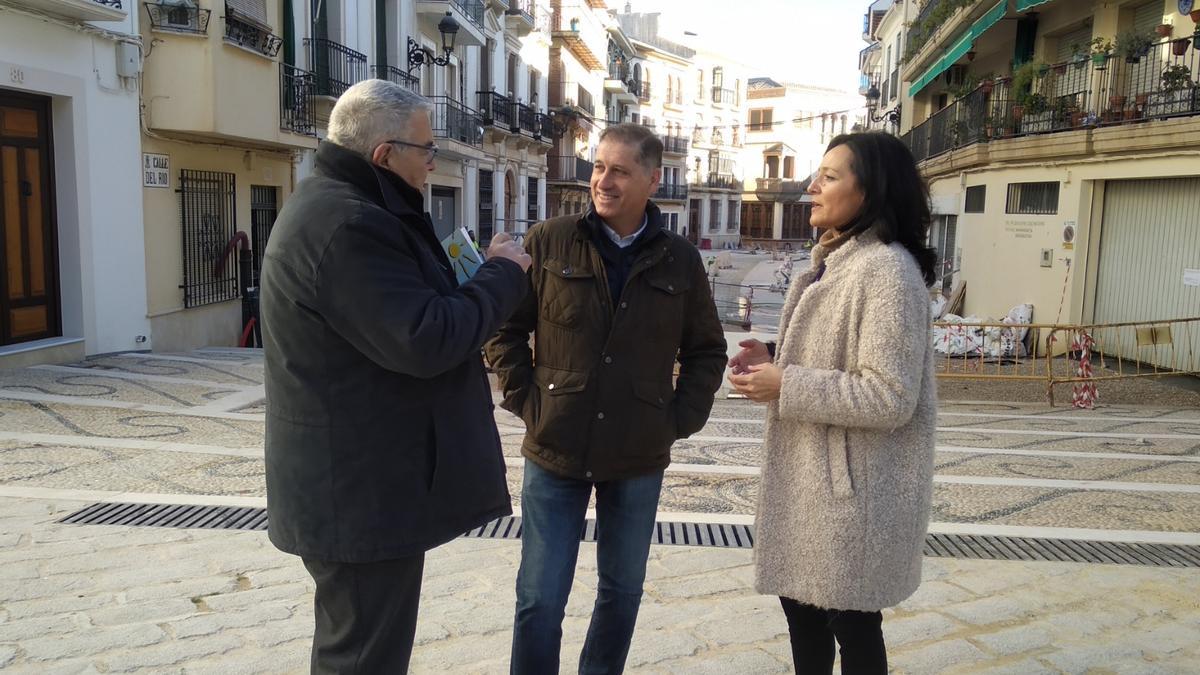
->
[0, 0, 151, 364]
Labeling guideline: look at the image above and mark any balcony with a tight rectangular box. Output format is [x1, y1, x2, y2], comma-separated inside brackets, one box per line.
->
[638, 80, 652, 102]
[653, 183, 688, 201]
[548, 154, 594, 184]
[280, 64, 317, 136]
[145, 2, 210, 34]
[371, 65, 420, 93]
[429, 96, 483, 148]
[304, 38, 369, 98]
[505, 0, 535, 37]
[661, 135, 688, 155]
[711, 87, 737, 106]
[698, 173, 738, 190]
[550, 80, 596, 119]
[755, 177, 807, 196]
[903, 39, 1200, 167]
[551, 1, 606, 70]
[13, 0, 124, 22]
[224, 12, 283, 58]
[478, 91, 515, 130]
[140, 12, 316, 150]
[417, 0, 485, 46]
[515, 102, 539, 137]
[536, 112, 556, 142]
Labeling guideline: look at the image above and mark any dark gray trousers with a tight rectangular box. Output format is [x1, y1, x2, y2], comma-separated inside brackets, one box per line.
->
[303, 554, 425, 674]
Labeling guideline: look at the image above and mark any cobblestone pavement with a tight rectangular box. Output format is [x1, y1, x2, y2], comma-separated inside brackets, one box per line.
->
[1, 348, 1199, 673]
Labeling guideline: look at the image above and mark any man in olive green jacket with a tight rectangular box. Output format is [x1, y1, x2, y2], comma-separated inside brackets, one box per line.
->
[486, 123, 726, 674]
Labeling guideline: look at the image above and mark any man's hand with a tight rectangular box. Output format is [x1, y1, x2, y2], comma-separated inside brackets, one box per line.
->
[727, 363, 782, 403]
[728, 338, 772, 375]
[486, 232, 532, 272]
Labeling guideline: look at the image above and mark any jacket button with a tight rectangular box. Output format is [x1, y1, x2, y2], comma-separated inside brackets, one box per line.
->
[668, 256, 675, 262]
[562, 266, 572, 275]
[619, 301, 628, 309]
[657, 397, 664, 404]
[667, 284, 675, 291]
[597, 412, 605, 420]
[585, 471, 593, 478]
[548, 383, 556, 390]
[603, 355, 612, 364]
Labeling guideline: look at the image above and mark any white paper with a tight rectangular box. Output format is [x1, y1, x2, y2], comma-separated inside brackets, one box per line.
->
[1184, 268, 1200, 288]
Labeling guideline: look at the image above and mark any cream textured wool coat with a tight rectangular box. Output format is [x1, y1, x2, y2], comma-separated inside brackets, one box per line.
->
[753, 231, 936, 612]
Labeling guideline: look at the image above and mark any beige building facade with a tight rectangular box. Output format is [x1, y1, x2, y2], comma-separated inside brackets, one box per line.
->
[862, 0, 1200, 351]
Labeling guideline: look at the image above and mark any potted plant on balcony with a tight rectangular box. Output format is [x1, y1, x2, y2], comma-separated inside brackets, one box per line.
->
[1115, 30, 1154, 64]
[1172, 37, 1191, 56]
[1068, 42, 1089, 69]
[1149, 64, 1197, 117]
[1090, 37, 1114, 68]
[1155, 23, 1173, 38]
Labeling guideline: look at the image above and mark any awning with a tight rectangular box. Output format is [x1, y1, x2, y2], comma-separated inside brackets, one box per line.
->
[1015, 0, 1052, 11]
[909, 0, 1007, 97]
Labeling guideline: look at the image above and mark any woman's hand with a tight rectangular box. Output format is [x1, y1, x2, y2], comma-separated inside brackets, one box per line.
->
[728, 339, 772, 375]
[728, 363, 782, 402]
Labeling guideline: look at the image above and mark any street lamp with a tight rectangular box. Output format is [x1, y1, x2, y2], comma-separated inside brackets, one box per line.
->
[407, 12, 460, 74]
[547, 105, 579, 138]
[864, 84, 901, 126]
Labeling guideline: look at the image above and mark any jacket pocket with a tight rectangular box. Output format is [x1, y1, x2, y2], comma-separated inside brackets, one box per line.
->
[644, 274, 691, 341]
[827, 426, 855, 499]
[540, 258, 595, 329]
[529, 366, 590, 448]
[631, 379, 678, 452]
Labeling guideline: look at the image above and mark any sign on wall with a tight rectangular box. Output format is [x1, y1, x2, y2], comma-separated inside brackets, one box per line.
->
[143, 153, 170, 188]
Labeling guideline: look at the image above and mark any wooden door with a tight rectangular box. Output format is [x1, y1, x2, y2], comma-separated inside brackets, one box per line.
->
[0, 93, 59, 345]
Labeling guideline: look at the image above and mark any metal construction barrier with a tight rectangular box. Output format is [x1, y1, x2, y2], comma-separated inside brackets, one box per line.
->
[711, 280, 753, 329]
[933, 317, 1200, 406]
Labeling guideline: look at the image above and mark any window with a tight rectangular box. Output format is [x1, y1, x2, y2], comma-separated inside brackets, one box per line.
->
[748, 108, 773, 132]
[1005, 182, 1059, 214]
[527, 176, 539, 224]
[478, 169, 494, 244]
[712, 66, 723, 88]
[668, 212, 679, 233]
[783, 156, 794, 179]
[727, 201, 738, 232]
[964, 185, 986, 213]
[765, 156, 780, 179]
[180, 169, 239, 308]
[709, 200, 721, 233]
[250, 185, 278, 286]
[695, 69, 704, 99]
[782, 203, 810, 240]
[741, 201, 772, 239]
[224, 0, 281, 57]
[930, 215, 958, 294]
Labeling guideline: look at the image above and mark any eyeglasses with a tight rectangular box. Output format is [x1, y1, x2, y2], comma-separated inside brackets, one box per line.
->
[386, 140, 439, 161]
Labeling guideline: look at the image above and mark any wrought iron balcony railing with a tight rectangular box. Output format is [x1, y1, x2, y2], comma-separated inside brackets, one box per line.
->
[548, 155, 593, 183]
[145, 1, 210, 34]
[536, 112, 555, 140]
[661, 135, 688, 154]
[711, 87, 737, 105]
[429, 96, 483, 146]
[450, 0, 484, 29]
[506, 0, 534, 23]
[224, 11, 282, 57]
[279, 63, 317, 136]
[901, 37, 1200, 165]
[515, 102, 538, 136]
[653, 183, 688, 201]
[699, 173, 738, 190]
[478, 91, 514, 129]
[304, 38, 368, 98]
[371, 65, 420, 93]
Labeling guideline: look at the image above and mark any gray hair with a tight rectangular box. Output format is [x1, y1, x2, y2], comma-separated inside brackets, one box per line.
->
[327, 79, 433, 157]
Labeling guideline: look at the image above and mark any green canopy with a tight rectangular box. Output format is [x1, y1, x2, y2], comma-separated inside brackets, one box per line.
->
[908, 0, 1008, 98]
[1015, 0, 1051, 11]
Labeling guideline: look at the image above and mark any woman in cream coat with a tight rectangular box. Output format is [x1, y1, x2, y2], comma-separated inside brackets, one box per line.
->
[728, 132, 937, 674]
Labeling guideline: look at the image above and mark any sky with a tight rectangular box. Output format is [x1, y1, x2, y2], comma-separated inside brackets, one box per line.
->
[621, 0, 867, 94]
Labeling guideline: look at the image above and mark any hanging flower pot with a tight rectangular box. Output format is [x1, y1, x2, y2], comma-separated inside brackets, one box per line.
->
[1192, 9, 1200, 23]
[1092, 52, 1109, 67]
[1109, 94, 1126, 110]
[1154, 24, 1172, 38]
[1053, 63, 1067, 75]
[1173, 38, 1191, 56]
[1012, 104, 1025, 121]
[981, 79, 994, 95]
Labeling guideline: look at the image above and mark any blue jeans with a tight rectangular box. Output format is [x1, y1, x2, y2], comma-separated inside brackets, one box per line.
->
[511, 459, 665, 675]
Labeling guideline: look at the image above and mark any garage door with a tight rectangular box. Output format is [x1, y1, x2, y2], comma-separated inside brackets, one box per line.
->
[1093, 178, 1200, 368]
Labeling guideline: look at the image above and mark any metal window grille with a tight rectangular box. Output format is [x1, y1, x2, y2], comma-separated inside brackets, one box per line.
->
[1006, 181, 1059, 215]
[180, 170, 239, 308]
[965, 185, 986, 213]
[478, 169, 494, 246]
[527, 177, 539, 223]
[250, 186, 278, 286]
[279, 63, 316, 136]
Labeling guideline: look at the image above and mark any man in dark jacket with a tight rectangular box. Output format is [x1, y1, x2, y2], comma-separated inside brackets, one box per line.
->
[261, 79, 531, 674]
[486, 123, 727, 673]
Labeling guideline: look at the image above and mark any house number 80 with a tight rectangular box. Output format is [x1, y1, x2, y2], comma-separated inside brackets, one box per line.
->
[9, 68, 24, 84]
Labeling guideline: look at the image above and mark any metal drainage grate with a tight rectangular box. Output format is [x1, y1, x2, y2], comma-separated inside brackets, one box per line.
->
[58, 503, 1200, 568]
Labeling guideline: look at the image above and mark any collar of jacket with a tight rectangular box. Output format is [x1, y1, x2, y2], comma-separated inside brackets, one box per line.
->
[313, 141, 425, 219]
[811, 228, 881, 275]
[575, 200, 666, 246]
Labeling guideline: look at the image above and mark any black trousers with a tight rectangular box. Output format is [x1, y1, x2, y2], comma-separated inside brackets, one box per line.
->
[779, 597, 887, 675]
[303, 554, 426, 675]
